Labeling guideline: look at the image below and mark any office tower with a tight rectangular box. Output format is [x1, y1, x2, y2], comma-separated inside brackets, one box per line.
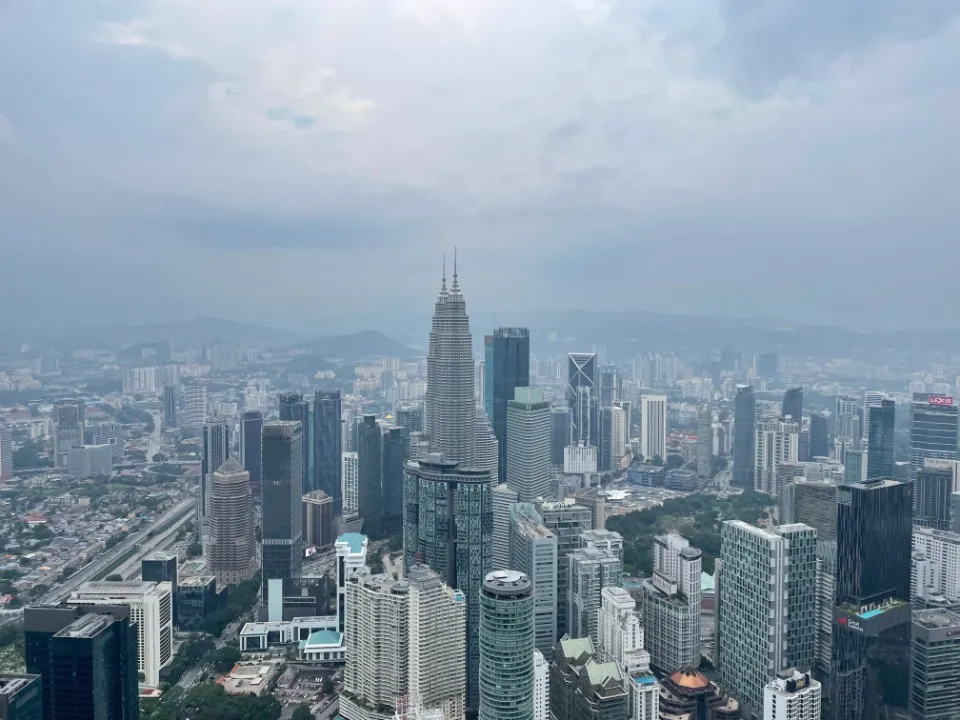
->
[424, 260, 476, 464]
[832, 477, 912, 720]
[479, 570, 535, 720]
[781, 386, 803, 422]
[492, 484, 519, 571]
[474, 406, 499, 481]
[261, 421, 303, 583]
[0, 426, 11, 481]
[568, 352, 599, 447]
[279, 392, 312, 493]
[141, 551, 178, 624]
[407, 564, 467, 720]
[200, 412, 229, 539]
[341, 573, 409, 720]
[93, 422, 124, 463]
[815, 540, 837, 678]
[792, 480, 837, 541]
[533, 650, 549, 720]
[598, 405, 625, 473]
[24, 607, 139, 720]
[758, 352, 778, 379]
[776, 461, 806, 523]
[341, 451, 359, 515]
[162, 384, 178, 429]
[551, 407, 571, 466]
[754, 416, 800, 496]
[302, 490, 336, 548]
[640, 533, 701, 673]
[810, 413, 829, 459]
[381, 426, 405, 532]
[568, 546, 623, 645]
[506, 388, 552, 501]
[403, 455, 493, 713]
[313, 390, 342, 514]
[733, 385, 756, 488]
[483, 335, 493, 419]
[489, 327, 531, 483]
[239, 409, 263, 496]
[206, 457, 257, 586]
[915, 461, 954, 530]
[842, 445, 864, 485]
[549, 636, 629, 720]
[572, 488, 607, 532]
[181, 379, 206, 431]
[52, 399, 84, 468]
[696, 405, 712, 479]
[865, 398, 895, 480]
[69, 580, 174, 688]
[536, 499, 593, 637]
[910, 393, 959, 472]
[356, 415, 383, 538]
[910, 608, 960, 719]
[0, 675, 41, 720]
[639, 394, 667, 462]
[510, 507, 559, 658]
[67, 444, 113, 479]
[718, 522, 818, 713]
[763, 669, 821, 720]
[395, 404, 424, 436]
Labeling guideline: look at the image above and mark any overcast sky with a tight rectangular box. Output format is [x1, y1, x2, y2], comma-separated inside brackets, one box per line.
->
[1, 0, 958, 333]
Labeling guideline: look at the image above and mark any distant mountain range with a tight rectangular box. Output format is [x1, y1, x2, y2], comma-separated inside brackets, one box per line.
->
[292, 330, 419, 361]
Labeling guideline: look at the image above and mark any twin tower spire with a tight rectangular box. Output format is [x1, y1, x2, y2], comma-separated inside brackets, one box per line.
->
[440, 248, 460, 295]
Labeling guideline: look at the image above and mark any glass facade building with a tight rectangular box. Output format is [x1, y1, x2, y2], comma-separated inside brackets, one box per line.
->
[866, 399, 896, 480]
[356, 415, 383, 539]
[910, 608, 960, 720]
[733, 385, 756, 489]
[381, 426, 405, 533]
[262, 421, 304, 583]
[488, 328, 531, 483]
[313, 390, 342, 514]
[810, 412, 829, 459]
[535, 500, 593, 638]
[510, 508, 558, 659]
[279, 392, 312, 494]
[782, 386, 803, 421]
[910, 393, 959, 472]
[479, 570, 535, 720]
[914, 464, 953, 531]
[240, 409, 263, 496]
[567, 353, 598, 448]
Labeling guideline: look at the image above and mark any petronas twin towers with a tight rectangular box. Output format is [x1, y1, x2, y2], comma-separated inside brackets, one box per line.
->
[423, 255, 498, 477]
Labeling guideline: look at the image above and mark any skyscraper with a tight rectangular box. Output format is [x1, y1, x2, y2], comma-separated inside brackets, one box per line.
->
[832, 477, 912, 720]
[162, 384, 178, 429]
[754, 416, 800, 496]
[757, 352, 779, 379]
[640, 394, 667, 462]
[341, 451, 359, 516]
[240, 409, 263, 496]
[781, 386, 803, 421]
[910, 393, 959, 473]
[567, 353, 598, 447]
[506, 388, 552, 501]
[696, 405, 712, 479]
[0, 674, 42, 720]
[200, 412, 230, 538]
[314, 390, 342, 514]
[0, 426, 12, 481]
[261, 421, 303, 583]
[206, 457, 257, 586]
[356, 415, 383, 539]
[536, 499, 593, 638]
[835, 395, 861, 449]
[492, 484, 519, 572]
[279, 392, 312, 494]
[910, 608, 960, 720]
[510, 507, 558, 658]
[181, 379, 206, 432]
[424, 259, 476, 465]
[52, 399, 84, 468]
[473, 407, 499, 481]
[763, 669, 821, 720]
[718, 522, 818, 713]
[489, 327, 531, 483]
[567, 546, 623, 645]
[865, 398, 895, 480]
[381, 425, 405, 533]
[403, 454, 493, 713]
[479, 571, 535, 720]
[914, 461, 953, 530]
[550, 407, 571, 467]
[733, 385, 756, 489]
[810, 412, 829, 459]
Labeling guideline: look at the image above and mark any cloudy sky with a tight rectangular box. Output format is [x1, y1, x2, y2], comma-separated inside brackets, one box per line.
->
[1, 0, 958, 333]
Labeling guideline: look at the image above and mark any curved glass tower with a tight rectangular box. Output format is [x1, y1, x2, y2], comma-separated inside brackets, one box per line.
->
[479, 570, 535, 720]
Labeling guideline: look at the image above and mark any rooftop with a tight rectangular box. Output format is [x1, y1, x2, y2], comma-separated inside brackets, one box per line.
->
[299, 630, 343, 650]
[0, 675, 39, 695]
[179, 575, 215, 587]
[914, 608, 960, 630]
[75, 580, 167, 598]
[55, 613, 113, 639]
[336, 533, 367, 555]
[515, 514, 554, 540]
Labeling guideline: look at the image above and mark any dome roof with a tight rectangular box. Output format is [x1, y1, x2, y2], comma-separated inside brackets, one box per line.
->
[669, 668, 710, 690]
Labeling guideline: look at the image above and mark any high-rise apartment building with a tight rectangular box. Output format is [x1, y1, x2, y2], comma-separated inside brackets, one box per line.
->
[181, 379, 206, 431]
[506, 388, 552, 501]
[407, 564, 467, 720]
[910, 393, 959, 472]
[52, 399, 84, 468]
[262, 421, 303, 583]
[510, 507, 558, 658]
[865, 398, 895, 480]
[488, 328, 531, 483]
[835, 395, 860, 450]
[200, 412, 230, 537]
[781, 387, 803, 422]
[639, 394, 667, 463]
[342, 451, 359, 515]
[314, 390, 342, 513]
[279, 392, 312, 494]
[568, 547, 623, 645]
[696, 405, 712, 479]
[911, 526, 960, 604]
[567, 353, 598, 449]
[733, 385, 756, 489]
[492, 484, 519, 572]
[424, 263, 476, 465]
[356, 415, 383, 538]
[640, 533, 701, 673]
[206, 457, 257, 586]
[162, 384, 178, 429]
[910, 608, 960, 720]
[403, 454, 493, 713]
[914, 459, 954, 530]
[479, 570, 535, 720]
[536, 499, 593, 638]
[93, 421, 124, 463]
[754, 416, 800, 496]
[762, 668, 821, 720]
[718, 522, 818, 713]
[240, 409, 263, 496]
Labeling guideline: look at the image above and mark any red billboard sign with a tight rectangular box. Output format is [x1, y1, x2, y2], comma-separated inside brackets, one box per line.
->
[929, 396, 955, 406]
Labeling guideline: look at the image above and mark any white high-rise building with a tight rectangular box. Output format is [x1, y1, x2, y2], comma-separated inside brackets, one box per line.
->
[533, 649, 549, 720]
[342, 452, 359, 514]
[755, 416, 800, 496]
[563, 444, 597, 474]
[0, 425, 11, 480]
[597, 587, 648, 673]
[763, 668, 821, 720]
[424, 259, 475, 465]
[912, 526, 960, 604]
[70, 580, 174, 687]
[506, 388, 552, 501]
[407, 564, 467, 720]
[640, 395, 667, 462]
[492, 484, 519, 572]
[640, 533, 700, 673]
[182, 380, 207, 431]
[697, 405, 713, 479]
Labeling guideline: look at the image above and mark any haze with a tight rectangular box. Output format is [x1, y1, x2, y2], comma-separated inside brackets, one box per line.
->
[1, 1, 958, 333]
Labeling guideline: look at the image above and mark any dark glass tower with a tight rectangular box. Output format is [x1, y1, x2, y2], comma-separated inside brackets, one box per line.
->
[489, 328, 531, 483]
[261, 421, 303, 583]
[357, 415, 383, 539]
[381, 426, 405, 534]
[866, 399, 895, 480]
[550, 408, 571, 466]
[910, 393, 959, 472]
[781, 386, 803, 421]
[757, 352, 779, 379]
[832, 477, 912, 720]
[404, 455, 494, 715]
[567, 353, 598, 448]
[914, 463, 953, 530]
[313, 391, 342, 514]
[279, 392, 312, 494]
[0, 675, 42, 720]
[201, 412, 230, 531]
[810, 412, 829, 458]
[162, 385, 178, 429]
[733, 385, 756, 489]
[240, 409, 263, 496]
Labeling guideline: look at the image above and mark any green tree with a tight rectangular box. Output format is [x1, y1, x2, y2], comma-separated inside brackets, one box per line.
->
[212, 646, 241, 673]
[187, 541, 202, 557]
[105, 574, 123, 581]
[292, 705, 314, 720]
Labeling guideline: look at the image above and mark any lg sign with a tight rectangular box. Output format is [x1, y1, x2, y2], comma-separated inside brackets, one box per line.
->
[929, 396, 955, 406]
